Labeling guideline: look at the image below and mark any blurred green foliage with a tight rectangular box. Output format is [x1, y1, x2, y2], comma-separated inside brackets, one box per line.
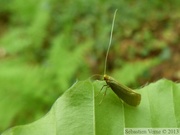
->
[0, 0, 180, 133]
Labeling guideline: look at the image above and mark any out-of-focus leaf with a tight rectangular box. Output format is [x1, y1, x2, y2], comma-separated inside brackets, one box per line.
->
[112, 59, 160, 85]
[0, 61, 61, 132]
[49, 34, 92, 92]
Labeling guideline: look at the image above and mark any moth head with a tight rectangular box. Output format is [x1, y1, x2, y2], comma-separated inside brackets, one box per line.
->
[103, 74, 110, 81]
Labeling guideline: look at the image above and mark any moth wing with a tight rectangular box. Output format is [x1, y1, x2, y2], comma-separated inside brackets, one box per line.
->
[107, 81, 141, 106]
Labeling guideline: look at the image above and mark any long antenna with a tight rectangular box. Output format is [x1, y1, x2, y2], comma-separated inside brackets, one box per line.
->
[104, 9, 118, 75]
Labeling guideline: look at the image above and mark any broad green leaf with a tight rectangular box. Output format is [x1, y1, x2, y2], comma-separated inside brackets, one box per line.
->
[2, 79, 180, 135]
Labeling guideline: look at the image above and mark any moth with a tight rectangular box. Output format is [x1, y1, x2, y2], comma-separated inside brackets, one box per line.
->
[100, 9, 141, 106]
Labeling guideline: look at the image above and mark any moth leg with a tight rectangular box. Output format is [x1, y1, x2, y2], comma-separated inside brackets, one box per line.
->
[99, 85, 109, 104]
[95, 84, 108, 97]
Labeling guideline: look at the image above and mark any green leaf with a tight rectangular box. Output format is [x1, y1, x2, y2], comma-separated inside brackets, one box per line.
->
[2, 79, 180, 135]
